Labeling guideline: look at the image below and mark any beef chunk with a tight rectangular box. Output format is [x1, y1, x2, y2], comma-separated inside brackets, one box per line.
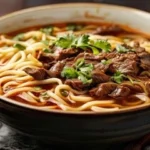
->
[145, 82, 150, 95]
[89, 82, 117, 98]
[136, 47, 150, 70]
[92, 25, 124, 35]
[38, 53, 55, 63]
[74, 53, 104, 65]
[38, 53, 55, 69]
[65, 79, 89, 91]
[108, 52, 139, 75]
[109, 86, 130, 99]
[48, 61, 66, 78]
[91, 69, 110, 84]
[24, 68, 47, 80]
[123, 84, 144, 93]
[84, 53, 104, 61]
[94, 62, 110, 72]
[89, 82, 144, 100]
[56, 48, 79, 60]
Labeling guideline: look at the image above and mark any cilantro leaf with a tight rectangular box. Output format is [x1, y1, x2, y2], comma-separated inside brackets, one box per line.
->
[75, 58, 85, 69]
[90, 46, 100, 55]
[93, 40, 111, 52]
[77, 72, 92, 84]
[61, 58, 94, 84]
[43, 48, 53, 53]
[75, 35, 100, 55]
[13, 43, 26, 50]
[79, 64, 93, 75]
[75, 34, 89, 48]
[101, 59, 112, 65]
[112, 71, 126, 84]
[55, 34, 75, 49]
[116, 44, 131, 53]
[61, 67, 78, 79]
[54, 34, 111, 55]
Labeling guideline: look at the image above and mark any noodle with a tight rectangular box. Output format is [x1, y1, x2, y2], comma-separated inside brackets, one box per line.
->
[0, 22, 150, 112]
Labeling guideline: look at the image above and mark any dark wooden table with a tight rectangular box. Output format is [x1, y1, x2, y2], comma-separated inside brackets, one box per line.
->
[0, 123, 149, 150]
[0, 123, 128, 150]
[23, 0, 150, 12]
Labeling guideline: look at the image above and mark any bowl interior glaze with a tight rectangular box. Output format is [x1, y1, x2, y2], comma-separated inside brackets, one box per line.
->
[0, 3, 150, 34]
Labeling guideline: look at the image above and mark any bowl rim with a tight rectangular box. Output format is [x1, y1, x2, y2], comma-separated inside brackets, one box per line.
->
[0, 2, 149, 21]
[0, 3, 150, 115]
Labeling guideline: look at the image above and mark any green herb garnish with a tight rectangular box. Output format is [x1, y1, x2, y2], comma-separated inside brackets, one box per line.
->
[34, 86, 42, 91]
[41, 40, 49, 46]
[75, 58, 85, 69]
[61, 67, 78, 79]
[60, 89, 68, 97]
[55, 34, 75, 49]
[126, 75, 134, 84]
[40, 26, 53, 35]
[112, 71, 126, 84]
[61, 59, 94, 84]
[112, 71, 135, 84]
[116, 44, 133, 53]
[13, 43, 26, 50]
[13, 33, 24, 41]
[101, 59, 112, 65]
[43, 48, 52, 53]
[41, 92, 50, 99]
[92, 40, 111, 52]
[54, 34, 111, 55]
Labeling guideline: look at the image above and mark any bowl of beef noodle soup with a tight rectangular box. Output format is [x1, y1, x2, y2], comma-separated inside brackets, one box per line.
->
[0, 3, 150, 144]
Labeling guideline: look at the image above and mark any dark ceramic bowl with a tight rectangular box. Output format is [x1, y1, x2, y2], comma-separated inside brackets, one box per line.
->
[0, 3, 150, 144]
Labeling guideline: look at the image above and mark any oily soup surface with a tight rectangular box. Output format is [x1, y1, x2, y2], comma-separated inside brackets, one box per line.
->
[0, 22, 150, 112]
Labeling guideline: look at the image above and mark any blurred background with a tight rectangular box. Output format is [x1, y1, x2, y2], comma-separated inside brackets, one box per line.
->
[0, 0, 149, 16]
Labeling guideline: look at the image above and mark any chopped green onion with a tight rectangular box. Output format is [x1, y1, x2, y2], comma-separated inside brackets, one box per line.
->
[41, 40, 49, 46]
[40, 26, 53, 35]
[13, 43, 26, 50]
[13, 33, 24, 41]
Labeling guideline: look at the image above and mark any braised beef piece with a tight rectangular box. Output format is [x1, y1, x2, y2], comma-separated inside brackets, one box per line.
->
[123, 84, 144, 93]
[56, 48, 79, 60]
[84, 53, 104, 61]
[92, 25, 124, 35]
[48, 60, 66, 78]
[73, 53, 103, 64]
[109, 86, 130, 99]
[105, 52, 117, 59]
[38, 53, 55, 63]
[136, 47, 150, 70]
[38, 53, 56, 69]
[91, 69, 110, 84]
[145, 82, 150, 95]
[89, 82, 117, 98]
[65, 79, 89, 91]
[94, 62, 110, 72]
[64, 57, 75, 67]
[24, 68, 48, 80]
[43, 61, 57, 70]
[89, 81, 145, 100]
[108, 52, 139, 75]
